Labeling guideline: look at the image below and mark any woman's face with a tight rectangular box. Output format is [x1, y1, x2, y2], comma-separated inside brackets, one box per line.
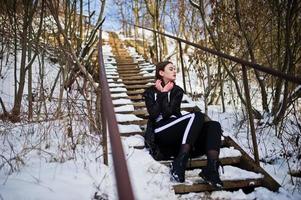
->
[160, 63, 176, 82]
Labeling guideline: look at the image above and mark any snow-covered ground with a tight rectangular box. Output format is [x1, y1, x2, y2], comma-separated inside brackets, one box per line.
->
[0, 30, 300, 200]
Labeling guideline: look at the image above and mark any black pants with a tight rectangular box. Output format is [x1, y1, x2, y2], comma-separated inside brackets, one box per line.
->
[154, 112, 222, 158]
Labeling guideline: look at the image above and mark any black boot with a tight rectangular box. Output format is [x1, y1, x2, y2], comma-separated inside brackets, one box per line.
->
[170, 152, 189, 182]
[199, 159, 223, 189]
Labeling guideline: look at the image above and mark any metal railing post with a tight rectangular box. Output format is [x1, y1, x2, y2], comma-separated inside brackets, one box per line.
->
[178, 40, 187, 93]
[154, 31, 159, 63]
[241, 64, 260, 165]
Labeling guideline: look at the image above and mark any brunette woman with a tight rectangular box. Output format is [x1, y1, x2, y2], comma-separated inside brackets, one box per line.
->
[143, 61, 223, 188]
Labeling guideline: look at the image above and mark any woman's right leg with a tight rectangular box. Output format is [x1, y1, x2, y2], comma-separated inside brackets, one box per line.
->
[154, 112, 205, 182]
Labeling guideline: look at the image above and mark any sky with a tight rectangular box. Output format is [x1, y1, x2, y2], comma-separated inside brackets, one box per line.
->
[82, 0, 122, 31]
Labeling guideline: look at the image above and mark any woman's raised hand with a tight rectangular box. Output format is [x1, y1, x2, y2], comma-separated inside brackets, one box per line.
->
[155, 80, 174, 92]
[155, 79, 164, 92]
[162, 81, 174, 92]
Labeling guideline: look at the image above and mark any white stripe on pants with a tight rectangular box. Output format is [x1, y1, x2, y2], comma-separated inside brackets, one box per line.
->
[154, 113, 195, 144]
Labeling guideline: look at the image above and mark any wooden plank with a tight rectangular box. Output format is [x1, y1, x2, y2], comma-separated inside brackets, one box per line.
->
[119, 73, 144, 78]
[224, 136, 281, 192]
[173, 178, 263, 194]
[126, 85, 150, 90]
[127, 89, 146, 95]
[118, 70, 141, 74]
[117, 63, 137, 66]
[118, 119, 148, 126]
[123, 80, 150, 85]
[117, 67, 139, 71]
[133, 102, 145, 107]
[128, 95, 143, 101]
[115, 56, 133, 60]
[120, 76, 154, 81]
[111, 95, 129, 100]
[160, 156, 241, 169]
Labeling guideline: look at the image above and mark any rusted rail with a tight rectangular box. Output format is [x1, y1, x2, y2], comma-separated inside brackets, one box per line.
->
[98, 28, 135, 200]
[130, 23, 301, 85]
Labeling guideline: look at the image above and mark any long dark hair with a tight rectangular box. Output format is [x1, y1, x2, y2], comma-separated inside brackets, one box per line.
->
[155, 61, 172, 80]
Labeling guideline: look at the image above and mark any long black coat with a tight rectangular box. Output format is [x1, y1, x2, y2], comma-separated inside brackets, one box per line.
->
[142, 84, 184, 160]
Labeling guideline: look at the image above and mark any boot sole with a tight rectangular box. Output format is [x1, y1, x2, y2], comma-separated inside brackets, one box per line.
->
[199, 172, 224, 190]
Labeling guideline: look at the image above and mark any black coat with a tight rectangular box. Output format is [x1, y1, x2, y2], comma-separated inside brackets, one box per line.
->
[142, 84, 184, 160]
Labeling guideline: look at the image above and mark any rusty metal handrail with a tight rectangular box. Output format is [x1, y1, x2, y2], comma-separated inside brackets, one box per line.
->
[129, 23, 301, 85]
[98, 28, 135, 200]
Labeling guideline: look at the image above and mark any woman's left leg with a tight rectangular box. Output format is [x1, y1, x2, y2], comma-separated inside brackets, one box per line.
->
[197, 121, 224, 188]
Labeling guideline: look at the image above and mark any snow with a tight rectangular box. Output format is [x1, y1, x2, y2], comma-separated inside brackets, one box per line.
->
[111, 92, 128, 98]
[110, 87, 127, 92]
[112, 98, 132, 105]
[115, 114, 143, 122]
[114, 105, 134, 112]
[118, 124, 142, 133]
[183, 165, 263, 184]
[106, 75, 119, 78]
[0, 158, 110, 200]
[220, 166, 263, 180]
[122, 135, 145, 147]
[220, 147, 241, 158]
[108, 83, 125, 87]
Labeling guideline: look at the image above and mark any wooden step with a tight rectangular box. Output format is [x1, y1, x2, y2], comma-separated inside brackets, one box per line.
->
[127, 89, 146, 95]
[117, 66, 139, 71]
[126, 85, 150, 90]
[160, 156, 241, 169]
[128, 95, 143, 101]
[115, 56, 134, 60]
[119, 70, 141, 75]
[121, 76, 154, 81]
[133, 102, 145, 108]
[173, 178, 263, 194]
[120, 75, 152, 79]
[123, 80, 150, 85]
[111, 51, 128, 55]
[118, 119, 148, 125]
[117, 63, 138, 66]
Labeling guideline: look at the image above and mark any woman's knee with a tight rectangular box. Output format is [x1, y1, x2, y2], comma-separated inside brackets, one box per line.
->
[206, 121, 222, 135]
[194, 111, 205, 122]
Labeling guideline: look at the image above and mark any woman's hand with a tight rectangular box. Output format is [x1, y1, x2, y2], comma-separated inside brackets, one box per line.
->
[162, 81, 174, 92]
[155, 80, 174, 92]
[155, 79, 164, 92]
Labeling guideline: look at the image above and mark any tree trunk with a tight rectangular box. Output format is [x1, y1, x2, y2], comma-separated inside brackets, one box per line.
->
[11, 3, 29, 121]
[234, 0, 269, 113]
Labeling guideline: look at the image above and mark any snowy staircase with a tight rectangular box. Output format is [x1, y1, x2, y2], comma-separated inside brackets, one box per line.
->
[102, 32, 280, 195]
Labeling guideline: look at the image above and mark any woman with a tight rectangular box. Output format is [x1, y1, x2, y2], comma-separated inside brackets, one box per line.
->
[143, 61, 223, 188]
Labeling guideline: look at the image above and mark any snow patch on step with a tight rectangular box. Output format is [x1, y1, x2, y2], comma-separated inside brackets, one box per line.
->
[122, 135, 145, 147]
[118, 124, 142, 134]
[112, 98, 132, 105]
[108, 83, 125, 87]
[115, 114, 143, 122]
[111, 92, 128, 98]
[114, 105, 134, 112]
[110, 87, 127, 92]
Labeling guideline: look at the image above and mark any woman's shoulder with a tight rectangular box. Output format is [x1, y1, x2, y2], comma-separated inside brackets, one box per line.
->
[143, 85, 156, 96]
[173, 84, 184, 93]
